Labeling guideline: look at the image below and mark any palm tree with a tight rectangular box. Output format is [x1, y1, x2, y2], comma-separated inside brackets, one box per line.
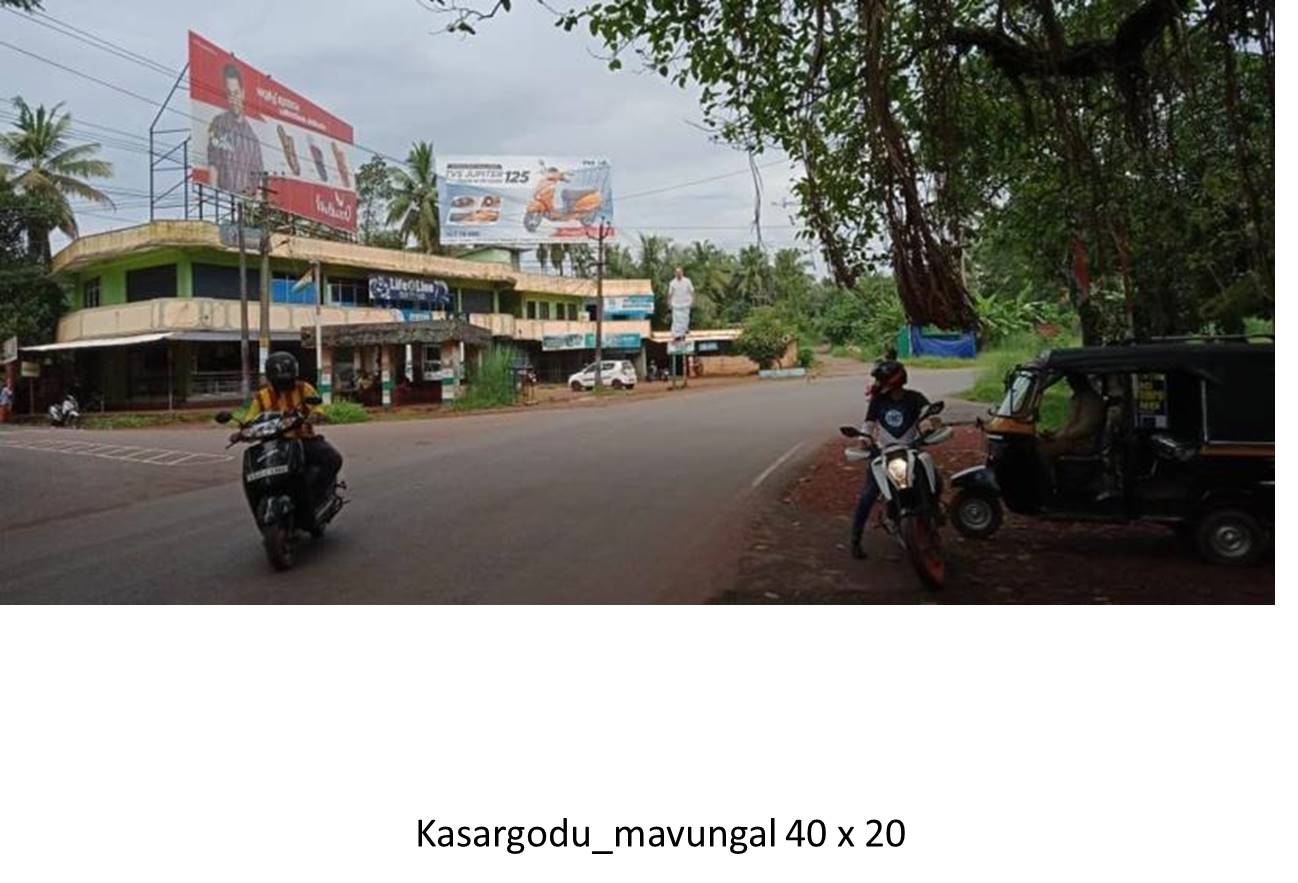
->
[386, 141, 439, 253]
[0, 98, 113, 259]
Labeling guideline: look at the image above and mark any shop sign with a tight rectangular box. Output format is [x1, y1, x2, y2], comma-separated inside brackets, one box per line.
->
[20, 360, 40, 378]
[541, 332, 642, 351]
[667, 339, 695, 355]
[369, 274, 451, 309]
[604, 294, 654, 318]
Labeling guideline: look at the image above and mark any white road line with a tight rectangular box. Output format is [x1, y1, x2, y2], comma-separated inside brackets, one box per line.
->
[0, 438, 230, 467]
[750, 441, 805, 490]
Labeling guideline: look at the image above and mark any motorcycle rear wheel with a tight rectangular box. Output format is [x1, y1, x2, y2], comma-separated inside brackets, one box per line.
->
[901, 514, 946, 590]
[262, 522, 295, 571]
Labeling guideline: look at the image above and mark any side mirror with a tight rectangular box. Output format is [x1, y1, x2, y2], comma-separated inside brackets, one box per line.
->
[839, 425, 863, 438]
[304, 395, 323, 406]
[215, 410, 233, 424]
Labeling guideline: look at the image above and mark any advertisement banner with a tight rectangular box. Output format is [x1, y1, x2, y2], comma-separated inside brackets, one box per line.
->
[604, 294, 654, 319]
[437, 156, 613, 245]
[368, 274, 452, 310]
[542, 332, 641, 352]
[189, 31, 358, 232]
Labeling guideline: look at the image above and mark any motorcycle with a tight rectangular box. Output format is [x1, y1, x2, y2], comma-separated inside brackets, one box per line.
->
[48, 394, 81, 428]
[840, 401, 953, 590]
[216, 398, 347, 571]
[522, 167, 602, 233]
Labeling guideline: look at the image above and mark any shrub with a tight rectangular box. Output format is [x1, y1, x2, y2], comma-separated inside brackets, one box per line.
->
[734, 307, 796, 369]
[454, 345, 518, 410]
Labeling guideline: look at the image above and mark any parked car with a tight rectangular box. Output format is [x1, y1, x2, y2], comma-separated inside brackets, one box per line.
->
[569, 360, 637, 391]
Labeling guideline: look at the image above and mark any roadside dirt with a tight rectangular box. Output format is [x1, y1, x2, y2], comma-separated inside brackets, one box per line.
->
[719, 425, 1274, 604]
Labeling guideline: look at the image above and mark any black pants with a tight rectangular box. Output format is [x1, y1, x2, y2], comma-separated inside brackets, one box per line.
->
[303, 436, 343, 496]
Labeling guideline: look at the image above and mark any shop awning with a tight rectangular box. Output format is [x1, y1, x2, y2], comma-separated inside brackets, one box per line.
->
[22, 332, 173, 352]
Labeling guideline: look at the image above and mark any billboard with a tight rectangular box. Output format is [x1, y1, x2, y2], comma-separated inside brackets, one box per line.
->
[437, 156, 613, 245]
[188, 31, 358, 232]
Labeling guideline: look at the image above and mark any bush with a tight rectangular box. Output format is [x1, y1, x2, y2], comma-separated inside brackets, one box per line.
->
[734, 307, 795, 369]
[319, 400, 370, 424]
[454, 345, 518, 411]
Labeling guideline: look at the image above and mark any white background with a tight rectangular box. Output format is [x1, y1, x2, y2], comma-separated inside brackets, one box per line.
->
[0, 607, 1289, 882]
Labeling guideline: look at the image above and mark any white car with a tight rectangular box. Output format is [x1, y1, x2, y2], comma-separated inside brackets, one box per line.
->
[568, 360, 637, 391]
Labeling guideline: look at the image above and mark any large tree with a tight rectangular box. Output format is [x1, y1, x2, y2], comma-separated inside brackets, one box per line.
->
[0, 98, 113, 260]
[0, 177, 65, 342]
[424, 1, 1273, 341]
[386, 141, 441, 254]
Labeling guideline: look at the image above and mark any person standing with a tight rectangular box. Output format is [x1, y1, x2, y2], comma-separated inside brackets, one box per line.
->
[0, 377, 13, 423]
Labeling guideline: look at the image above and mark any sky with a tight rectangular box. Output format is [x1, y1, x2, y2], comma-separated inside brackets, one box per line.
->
[1, 0, 820, 272]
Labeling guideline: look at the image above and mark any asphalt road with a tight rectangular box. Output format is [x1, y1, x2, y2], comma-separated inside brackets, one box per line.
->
[0, 367, 976, 603]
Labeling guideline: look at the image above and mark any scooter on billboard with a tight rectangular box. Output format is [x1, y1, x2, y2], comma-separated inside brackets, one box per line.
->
[522, 167, 603, 233]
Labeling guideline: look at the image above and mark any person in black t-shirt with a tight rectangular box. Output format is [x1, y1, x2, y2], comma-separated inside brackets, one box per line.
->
[850, 360, 930, 559]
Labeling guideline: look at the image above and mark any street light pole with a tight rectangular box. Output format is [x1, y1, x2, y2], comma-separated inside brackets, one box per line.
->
[237, 200, 250, 405]
[594, 218, 606, 391]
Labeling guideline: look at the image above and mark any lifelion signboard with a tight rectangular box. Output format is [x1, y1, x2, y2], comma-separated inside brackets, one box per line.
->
[437, 156, 614, 245]
[188, 31, 357, 232]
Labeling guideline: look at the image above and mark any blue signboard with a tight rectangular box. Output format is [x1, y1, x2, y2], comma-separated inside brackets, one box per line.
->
[271, 278, 317, 305]
[604, 294, 655, 319]
[368, 274, 452, 310]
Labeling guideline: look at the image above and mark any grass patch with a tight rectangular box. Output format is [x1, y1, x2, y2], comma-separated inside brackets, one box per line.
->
[452, 345, 519, 412]
[81, 410, 230, 430]
[319, 400, 370, 424]
[960, 330, 1082, 433]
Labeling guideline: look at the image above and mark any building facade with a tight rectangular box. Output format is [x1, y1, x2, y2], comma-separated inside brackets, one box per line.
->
[35, 220, 656, 408]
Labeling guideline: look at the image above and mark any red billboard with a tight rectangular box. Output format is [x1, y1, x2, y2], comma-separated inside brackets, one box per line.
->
[188, 31, 357, 232]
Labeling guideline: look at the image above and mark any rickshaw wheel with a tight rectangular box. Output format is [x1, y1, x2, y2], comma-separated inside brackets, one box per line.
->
[950, 489, 1003, 539]
[1194, 509, 1263, 566]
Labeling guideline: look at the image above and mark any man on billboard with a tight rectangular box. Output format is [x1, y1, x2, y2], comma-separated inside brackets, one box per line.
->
[205, 63, 264, 196]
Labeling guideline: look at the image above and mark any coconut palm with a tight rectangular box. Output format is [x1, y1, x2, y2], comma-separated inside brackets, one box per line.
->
[386, 141, 439, 253]
[0, 97, 113, 259]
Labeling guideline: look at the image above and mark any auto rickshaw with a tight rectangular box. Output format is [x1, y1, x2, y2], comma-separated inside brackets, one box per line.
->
[949, 339, 1274, 565]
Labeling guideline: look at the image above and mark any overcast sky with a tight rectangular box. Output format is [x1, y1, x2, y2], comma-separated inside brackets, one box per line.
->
[2, 0, 818, 270]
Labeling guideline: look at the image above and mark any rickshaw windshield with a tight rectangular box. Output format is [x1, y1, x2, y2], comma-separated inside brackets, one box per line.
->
[995, 370, 1039, 418]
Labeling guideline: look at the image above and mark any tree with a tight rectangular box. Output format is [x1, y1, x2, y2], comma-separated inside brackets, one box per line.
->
[0, 178, 64, 342]
[0, 98, 113, 260]
[386, 141, 440, 253]
[733, 307, 795, 369]
[355, 155, 395, 246]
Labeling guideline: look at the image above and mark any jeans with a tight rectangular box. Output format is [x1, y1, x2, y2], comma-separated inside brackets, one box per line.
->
[850, 469, 880, 547]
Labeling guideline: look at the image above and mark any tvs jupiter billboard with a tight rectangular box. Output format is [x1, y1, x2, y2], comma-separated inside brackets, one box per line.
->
[437, 156, 614, 246]
[188, 31, 357, 232]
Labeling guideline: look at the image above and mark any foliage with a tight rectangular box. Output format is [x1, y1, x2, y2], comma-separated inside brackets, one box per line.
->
[319, 400, 370, 424]
[0, 178, 64, 342]
[0, 97, 113, 259]
[387, 141, 440, 254]
[355, 155, 395, 246]
[453, 345, 518, 410]
[734, 307, 795, 369]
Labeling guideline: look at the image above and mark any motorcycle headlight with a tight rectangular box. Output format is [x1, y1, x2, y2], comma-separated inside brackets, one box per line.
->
[886, 454, 910, 488]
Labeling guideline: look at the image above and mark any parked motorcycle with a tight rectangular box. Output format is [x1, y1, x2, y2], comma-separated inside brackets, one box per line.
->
[523, 167, 602, 233]
[841, 401, 952, 589]
[216, 398, 347, 571]
[48, 394, 81, 428]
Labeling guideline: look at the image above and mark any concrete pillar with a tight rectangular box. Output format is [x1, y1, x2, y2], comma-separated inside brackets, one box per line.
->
[319, 344, 333, 404]
[380, 345, 393, 408]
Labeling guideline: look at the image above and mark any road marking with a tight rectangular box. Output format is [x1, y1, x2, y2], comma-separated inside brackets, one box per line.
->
[750, 441, 805, 490]
[0, 437, 231, 467]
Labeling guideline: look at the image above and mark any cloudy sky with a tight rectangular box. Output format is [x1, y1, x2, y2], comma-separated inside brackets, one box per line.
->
[2, 0, 818, 270]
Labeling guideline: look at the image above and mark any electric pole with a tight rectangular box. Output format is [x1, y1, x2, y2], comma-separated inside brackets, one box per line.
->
[237, 200, 250, 405]
[594, 218, 607, 391]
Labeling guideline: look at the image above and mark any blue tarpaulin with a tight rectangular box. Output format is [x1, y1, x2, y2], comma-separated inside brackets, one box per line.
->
[906, 325, 976, 359]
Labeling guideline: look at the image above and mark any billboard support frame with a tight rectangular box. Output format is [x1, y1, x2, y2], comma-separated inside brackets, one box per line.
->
[148, 63, 191, 223]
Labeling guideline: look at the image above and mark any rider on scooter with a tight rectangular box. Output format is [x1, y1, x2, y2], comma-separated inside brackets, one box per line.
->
[849, 359, 933, 560]
[243, 352, 343, 498]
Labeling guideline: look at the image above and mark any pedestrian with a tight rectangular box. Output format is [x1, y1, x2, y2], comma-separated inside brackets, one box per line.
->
[0, 377, 13, 423]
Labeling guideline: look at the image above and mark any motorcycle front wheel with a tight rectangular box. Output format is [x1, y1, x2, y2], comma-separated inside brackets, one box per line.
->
[901, 514, 945, 590]
[262, 522, 295, 571]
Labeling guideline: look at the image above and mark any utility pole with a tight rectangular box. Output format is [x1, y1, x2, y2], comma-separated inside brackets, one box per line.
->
[257, 174, 273, 379]
[594, 218, 606, 391]
[237, 200, 250, 406]
[313, 260, 327, 403]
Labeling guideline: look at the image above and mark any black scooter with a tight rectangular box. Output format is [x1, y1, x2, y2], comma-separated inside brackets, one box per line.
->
[216, 398, 346, 571]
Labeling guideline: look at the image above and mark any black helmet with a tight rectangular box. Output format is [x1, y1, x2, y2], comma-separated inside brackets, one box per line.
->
[871, 359, 907, 394]
[265, 351, 299, 393]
